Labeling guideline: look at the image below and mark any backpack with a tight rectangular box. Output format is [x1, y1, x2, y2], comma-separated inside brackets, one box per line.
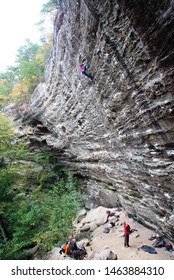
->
[103, 227, 110, 233]
[78, 245, 85, 251]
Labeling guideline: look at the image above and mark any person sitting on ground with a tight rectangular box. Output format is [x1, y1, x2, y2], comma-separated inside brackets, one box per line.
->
[165, 243, 173, 252]
[59, 242, 67, 255]
[63, 241, 71, 257]
[153, 234, 166, 248]
[124, 222, 131, 248]
[69, 238, 87, 260]
[106, 210, 119, 219]
[70, 238, 78, 252]
[79, 59, 93, 80]
[71, 244, 87, 260]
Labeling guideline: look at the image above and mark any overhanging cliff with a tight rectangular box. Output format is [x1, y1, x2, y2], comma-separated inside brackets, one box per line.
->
[27, 0, 174, 240]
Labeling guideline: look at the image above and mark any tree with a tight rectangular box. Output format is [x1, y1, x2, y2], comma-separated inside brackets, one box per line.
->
[0, 119, 83, 259]
[0, 40, 49, 104]
[41, 0, 58, 14]
[16, 40, 44, 85]
[0, 67, 18, 106]
[0, 114, 20, 245]
[0, 0, 55, 106]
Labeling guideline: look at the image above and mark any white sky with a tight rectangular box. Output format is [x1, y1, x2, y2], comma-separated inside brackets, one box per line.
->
[0, 0, 48, 72]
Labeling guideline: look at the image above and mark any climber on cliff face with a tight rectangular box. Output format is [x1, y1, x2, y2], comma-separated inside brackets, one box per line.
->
[79, 58, 93, 81]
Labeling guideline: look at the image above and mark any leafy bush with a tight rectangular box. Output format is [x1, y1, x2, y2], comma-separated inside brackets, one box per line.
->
[0, 118, 83, 259]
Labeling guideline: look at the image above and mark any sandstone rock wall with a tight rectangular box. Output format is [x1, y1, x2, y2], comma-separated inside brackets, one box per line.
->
[29, 0, 174, 240]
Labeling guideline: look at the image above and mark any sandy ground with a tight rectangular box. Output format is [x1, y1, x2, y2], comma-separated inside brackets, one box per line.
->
[44, 207, 174, 260]
[84, 208, 174, 260]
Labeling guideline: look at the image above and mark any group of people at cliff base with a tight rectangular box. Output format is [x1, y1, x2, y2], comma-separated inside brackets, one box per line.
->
[106, 210, 173, 253]
[59, 239, 87, 260]
[59, 210, 173, 259]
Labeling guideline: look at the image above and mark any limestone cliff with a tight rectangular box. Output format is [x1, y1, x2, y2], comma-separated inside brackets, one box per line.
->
[25, 0, 174, 240]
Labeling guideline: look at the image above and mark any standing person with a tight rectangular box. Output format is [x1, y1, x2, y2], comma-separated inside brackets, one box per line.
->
[124, 222, 131, 247]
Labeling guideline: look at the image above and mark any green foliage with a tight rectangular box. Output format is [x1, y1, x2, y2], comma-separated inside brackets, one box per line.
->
[1, 164, 82, 259]
[0, 67, 17, 107]
[16, 40, 44, 86]
[0, 40, 46, 104]
[4, 179, 81, 258]
[16, 40, 40, 64]
[0, 67, 18, 96]
[0, 114, 14, 152]
[0, 120, 83, 259]
[0, 114, 30, 215]
[0, 0, 54, 105]
[41, 0, 58, 14]
[0, 2, 83, 259]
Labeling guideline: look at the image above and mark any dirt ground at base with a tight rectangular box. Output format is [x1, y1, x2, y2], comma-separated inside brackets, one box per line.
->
[43, 207, 174, 260]
[85, 208, 174, 260]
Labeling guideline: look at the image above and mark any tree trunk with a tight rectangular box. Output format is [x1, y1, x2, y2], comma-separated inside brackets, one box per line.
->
[0, 215, 9, 243]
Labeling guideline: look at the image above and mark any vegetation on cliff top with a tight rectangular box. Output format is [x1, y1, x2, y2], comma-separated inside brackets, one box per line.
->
[0, 0, 58, 107]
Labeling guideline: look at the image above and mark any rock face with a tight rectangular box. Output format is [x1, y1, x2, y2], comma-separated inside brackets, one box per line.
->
[27, 1, 174, 241]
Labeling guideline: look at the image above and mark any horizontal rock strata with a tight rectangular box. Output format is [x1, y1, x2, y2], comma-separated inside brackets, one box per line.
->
[26, 0, 174, 241]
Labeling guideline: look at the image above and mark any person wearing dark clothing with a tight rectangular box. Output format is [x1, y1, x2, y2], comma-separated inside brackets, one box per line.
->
[70, 239, 78, 251]
[59, 241, 68, 255]
[124, 222, 131, 247]
[79, 63, 93, 80]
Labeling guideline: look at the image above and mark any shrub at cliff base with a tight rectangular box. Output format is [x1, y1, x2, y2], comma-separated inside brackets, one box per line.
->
[0, 115, 83, 259]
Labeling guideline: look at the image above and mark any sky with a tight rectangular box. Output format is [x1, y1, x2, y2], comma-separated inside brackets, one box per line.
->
[0, 0, 48, 72]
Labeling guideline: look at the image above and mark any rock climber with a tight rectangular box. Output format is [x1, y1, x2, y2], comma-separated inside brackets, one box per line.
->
[79, 59, 93, 81]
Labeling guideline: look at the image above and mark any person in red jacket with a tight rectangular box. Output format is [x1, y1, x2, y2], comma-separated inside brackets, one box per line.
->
[124, 222, 131, 247]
